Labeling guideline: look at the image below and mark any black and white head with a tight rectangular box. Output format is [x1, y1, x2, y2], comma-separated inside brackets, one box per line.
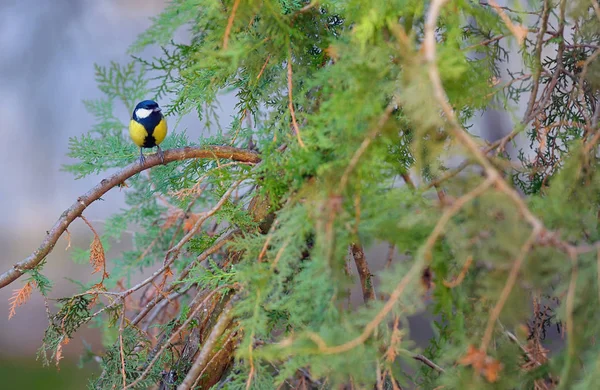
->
[132, 100, 162, 121]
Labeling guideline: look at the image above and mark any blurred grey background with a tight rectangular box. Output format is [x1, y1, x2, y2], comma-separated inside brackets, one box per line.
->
[0, 1, 183, 387]
[0, 0, 526, 388]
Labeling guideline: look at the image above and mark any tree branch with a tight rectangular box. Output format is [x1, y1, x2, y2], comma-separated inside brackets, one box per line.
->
[0, 146, 260, 290]
[350, 243, 376, 303]
[124, 284, 237, 390]
[177, 294, 239, 390]
[412, 354, 445, 373]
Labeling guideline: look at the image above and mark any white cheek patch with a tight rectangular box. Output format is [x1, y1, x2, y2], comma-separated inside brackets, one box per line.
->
[135, 108, 152, 119]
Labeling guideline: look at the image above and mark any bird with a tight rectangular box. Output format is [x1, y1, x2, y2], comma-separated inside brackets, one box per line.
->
[129, 100, 168, 165]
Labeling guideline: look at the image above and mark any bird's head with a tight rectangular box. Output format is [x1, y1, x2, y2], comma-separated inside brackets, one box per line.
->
[133, 100, 162, 120]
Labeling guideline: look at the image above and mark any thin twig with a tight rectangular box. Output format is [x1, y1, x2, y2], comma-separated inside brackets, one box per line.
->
[523, 0, 550, 123]
[287, 46, 306, 148]
[443, 255, 473, 288]
[480, 230, 538, 352]
[413, 354, 445, 373]
[340, 103, 396, 190]
[462, 35, 506, 51]
[256, 54, 271, 81]
[119, 305, 127, 389]
[400, 173, 415, 189]
[296, 0, 318, 14]
[592, 0, 600, 22]
[478, 1, 539, 15]
[385, 244, 396, 269]
[487, 0, 528, 45]
[560, 249, 578, 385]
[525, 0, 568, 127]
[223, 0, 241, 50]
[167, 179, 244, 256]
[270, 238, 291, 271]
[131, 229, 239, 326]
[424, 0, 544, 233]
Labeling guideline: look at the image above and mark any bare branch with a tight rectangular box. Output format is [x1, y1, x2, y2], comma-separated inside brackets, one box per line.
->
[0, 146, 260, 290]
[413, 354, 445, 373]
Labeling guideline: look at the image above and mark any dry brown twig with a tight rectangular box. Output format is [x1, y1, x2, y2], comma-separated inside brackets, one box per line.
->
[413, 354, 445, 373]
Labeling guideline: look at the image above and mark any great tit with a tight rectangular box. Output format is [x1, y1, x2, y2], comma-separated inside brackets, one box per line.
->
[129, 100, 168, 165]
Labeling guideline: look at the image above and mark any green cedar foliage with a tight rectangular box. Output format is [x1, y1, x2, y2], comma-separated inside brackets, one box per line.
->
[32, 0, 600, 389]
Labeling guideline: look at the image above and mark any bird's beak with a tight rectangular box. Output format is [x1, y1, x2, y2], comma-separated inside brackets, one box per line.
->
[153, 107, 162, 113]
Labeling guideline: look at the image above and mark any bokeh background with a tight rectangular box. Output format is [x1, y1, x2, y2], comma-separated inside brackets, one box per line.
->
[0, 1, 181, 387]
[0, 0, 521, 388]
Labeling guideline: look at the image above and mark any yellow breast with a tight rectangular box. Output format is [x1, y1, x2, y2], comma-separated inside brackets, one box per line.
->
[129, 120, 149, 147]
[129, 118, 167, 147]
[153, 117, 168, 145]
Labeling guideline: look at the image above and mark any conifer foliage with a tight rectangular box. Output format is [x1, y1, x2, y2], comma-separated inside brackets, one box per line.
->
[3, 0, 600, 388]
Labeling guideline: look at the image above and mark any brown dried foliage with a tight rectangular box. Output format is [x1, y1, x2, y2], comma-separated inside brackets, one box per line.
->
[55, 337, 70, 369]
[90, 234, 107, 276]
[8, 280, 34, 320]
[458, 345, 503, 383]
[81, 215, 109, 280]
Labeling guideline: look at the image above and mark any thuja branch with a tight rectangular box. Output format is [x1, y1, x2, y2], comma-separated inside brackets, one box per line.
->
[350, 243, 375, 303]
[0, 145, 260, 290]
[123, 284, 237, 390]
[177, 294, 239, 389]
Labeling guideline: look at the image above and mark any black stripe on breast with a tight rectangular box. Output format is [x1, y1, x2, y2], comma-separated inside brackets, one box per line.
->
[136, 112, 162, 148]
[143, 134, 157, 148]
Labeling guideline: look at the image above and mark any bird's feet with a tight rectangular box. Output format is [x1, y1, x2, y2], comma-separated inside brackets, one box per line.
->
[139, 148, 146, 166]
[157, 145, 165, 164]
